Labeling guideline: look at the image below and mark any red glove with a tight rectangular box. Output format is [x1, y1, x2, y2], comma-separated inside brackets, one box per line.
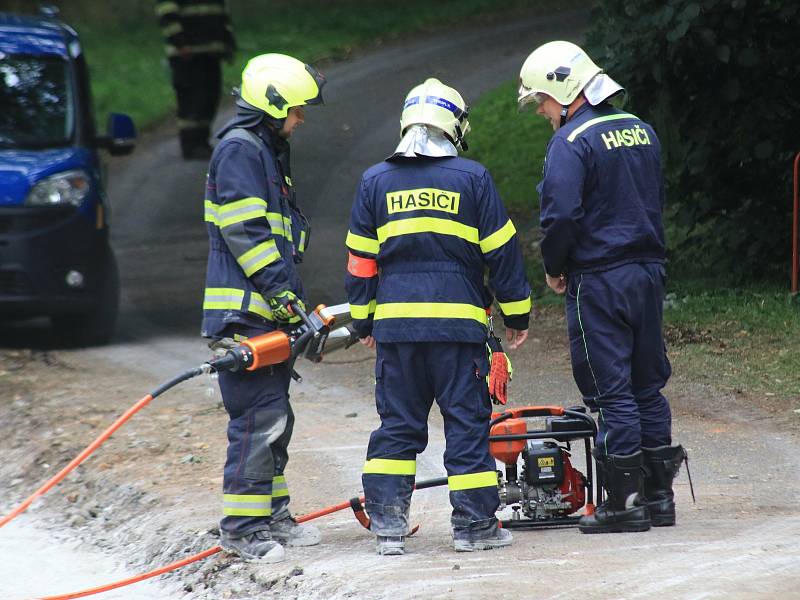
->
[487, 336, 512, 405]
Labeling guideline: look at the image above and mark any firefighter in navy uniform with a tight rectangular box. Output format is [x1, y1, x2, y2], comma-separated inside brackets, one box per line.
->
[202, 53, 325, 562]
[155, 0, 236, 159]
[517, 41, 687, 534]
[345, 78, 532, 556]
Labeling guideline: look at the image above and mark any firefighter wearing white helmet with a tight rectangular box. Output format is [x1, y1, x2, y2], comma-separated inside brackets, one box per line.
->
[345, 78, 531, 556]
[202, 53, 326, 563]
[517, 42, 687, 535]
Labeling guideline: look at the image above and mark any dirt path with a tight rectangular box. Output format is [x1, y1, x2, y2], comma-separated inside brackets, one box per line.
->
[1, 8, 799, 600]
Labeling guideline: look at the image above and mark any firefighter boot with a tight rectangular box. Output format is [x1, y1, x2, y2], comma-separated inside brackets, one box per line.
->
[376, 535, 406, 556]
[453, 522, 513, 552]
[220, 529, 286, 563]
[642, 444, 687, 527]
[270, 514, 321, 546]
[578, 450, 651, 534]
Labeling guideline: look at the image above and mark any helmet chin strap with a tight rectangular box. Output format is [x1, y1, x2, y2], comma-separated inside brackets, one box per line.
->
[559, 105, 569, 128]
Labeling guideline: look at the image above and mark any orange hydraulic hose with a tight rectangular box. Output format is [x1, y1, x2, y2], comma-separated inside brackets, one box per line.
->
[0, 393, 155, 529]
[37, 546, 222, 600]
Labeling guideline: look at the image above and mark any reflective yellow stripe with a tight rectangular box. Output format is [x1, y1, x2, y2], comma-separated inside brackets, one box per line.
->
[222, 493, 271, 517]
[238, 240, 280, 276]
[350, 300, 377, 319]
[246, 292, 274, 320]
[479, 219, 516, 253]
[374, 302, 488, 325]
[363, 458, 416, 475]
[498, 296, 532, 316]
[567, 113, 640, 142]
[161, 23, 182, 37]
[216, 197, 267, 229]
[299, 230, 307, 252]
[376, 217, 479, 245]
[448, 471, 498, 491]
[203, 288, 244, 311]
[180, 4, 226, 16]
[272, 475, 289, 498]
[204, 200, 219, 225]
[266, 212, 292, 240]
[155, 2, 179, 17]
[346, 231, 380, 255]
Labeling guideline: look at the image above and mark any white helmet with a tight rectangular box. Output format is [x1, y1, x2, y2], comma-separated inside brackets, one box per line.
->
[518, 41, 622, 111]
[400, 78, 471, 151]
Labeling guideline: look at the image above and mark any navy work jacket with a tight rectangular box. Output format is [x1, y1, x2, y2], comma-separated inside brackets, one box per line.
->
[201, 124, 309, 339]
[345, 155, 531, 344]
[537, 102, 666, 276]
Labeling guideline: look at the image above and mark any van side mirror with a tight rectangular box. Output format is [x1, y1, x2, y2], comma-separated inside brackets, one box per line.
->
[97, 113, 136, 156]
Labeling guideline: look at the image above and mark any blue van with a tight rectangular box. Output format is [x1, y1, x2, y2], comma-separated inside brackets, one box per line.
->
[0, 9, 136, 345]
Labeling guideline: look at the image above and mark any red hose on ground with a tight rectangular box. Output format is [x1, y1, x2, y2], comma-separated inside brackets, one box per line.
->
[0, 394, 155, 530]
[36, 546, 222, 600]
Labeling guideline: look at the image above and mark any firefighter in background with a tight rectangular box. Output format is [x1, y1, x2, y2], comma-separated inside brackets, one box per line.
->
[156, 0, 236, 160]
[202, 53, 326, 562]
[345, 78, 531, 556]
[517, 41, 687, 533]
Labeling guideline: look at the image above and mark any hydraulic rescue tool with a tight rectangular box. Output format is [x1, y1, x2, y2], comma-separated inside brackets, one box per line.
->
[0, 301, 358, 530]
[489, 405, 598, 528]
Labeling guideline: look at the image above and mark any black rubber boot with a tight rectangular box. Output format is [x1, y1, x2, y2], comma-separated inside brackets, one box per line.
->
[642, 444, 687, 527]
[579, 450, 651, 534]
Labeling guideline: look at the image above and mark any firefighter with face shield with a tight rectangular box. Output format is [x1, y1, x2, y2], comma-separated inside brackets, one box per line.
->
[202, 53, 325, 562]
[345, 78, 532, 555]
[518, 41, 687, 533]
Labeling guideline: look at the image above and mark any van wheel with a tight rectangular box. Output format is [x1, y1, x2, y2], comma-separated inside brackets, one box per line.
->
[52, 253, 120, 347]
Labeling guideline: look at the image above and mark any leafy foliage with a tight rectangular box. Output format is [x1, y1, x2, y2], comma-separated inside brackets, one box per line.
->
[587, 0, 800, 280]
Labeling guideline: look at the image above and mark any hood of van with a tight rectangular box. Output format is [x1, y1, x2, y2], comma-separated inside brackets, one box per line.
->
[0, 147, 91, 206]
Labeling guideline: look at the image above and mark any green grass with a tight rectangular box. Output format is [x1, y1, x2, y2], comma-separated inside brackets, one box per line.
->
[4, 0, 564, 130]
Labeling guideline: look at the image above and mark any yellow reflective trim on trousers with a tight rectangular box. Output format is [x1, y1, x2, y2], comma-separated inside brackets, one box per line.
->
[479, 219, 516, 253]
[238, 240, 280, 277]
[374, 302, 488, 325]
[448, 471, 498, 491]
[567, 113, 640, 142]
[350, 300, 377, 319]
[363, 458, 416, 476]
[346, 231, 379, 255]
[203, 288, 244, 311]
[498, 296, 532, 316]
[272, 475, 289, 498]
[376, 217, 479, 245]
[222, 493, 271, 517]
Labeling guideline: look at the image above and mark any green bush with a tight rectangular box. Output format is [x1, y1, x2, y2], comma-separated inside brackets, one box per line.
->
[587, 0, 800, 281]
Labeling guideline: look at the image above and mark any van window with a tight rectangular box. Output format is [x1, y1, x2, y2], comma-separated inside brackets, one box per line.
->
[0, 54, 74, 149]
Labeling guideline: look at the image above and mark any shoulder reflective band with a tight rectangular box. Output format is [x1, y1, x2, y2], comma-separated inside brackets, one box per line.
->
[448, 471, 499, 491]
[346, 230, 380, 255]
[480, 219, 517, 253]
[566, 113, 640, 142]
[363, 458, 416, 476]
[347, 252, 378, 278]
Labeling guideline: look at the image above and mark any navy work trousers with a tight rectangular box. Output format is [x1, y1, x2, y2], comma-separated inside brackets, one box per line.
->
[363, 342, 500, 537]
[218, 362, 294, 537]
[566, 262, 672, 456]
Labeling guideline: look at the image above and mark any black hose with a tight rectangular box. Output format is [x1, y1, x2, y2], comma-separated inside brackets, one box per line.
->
[151, 366, 205, 398]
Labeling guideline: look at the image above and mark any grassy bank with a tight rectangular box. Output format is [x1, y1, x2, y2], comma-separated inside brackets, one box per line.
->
[467, 80, 800, 403]
[4, 0, 561, 129]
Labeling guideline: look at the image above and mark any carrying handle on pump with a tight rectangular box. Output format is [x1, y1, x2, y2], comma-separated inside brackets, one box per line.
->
[490, 405, 565, 425]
